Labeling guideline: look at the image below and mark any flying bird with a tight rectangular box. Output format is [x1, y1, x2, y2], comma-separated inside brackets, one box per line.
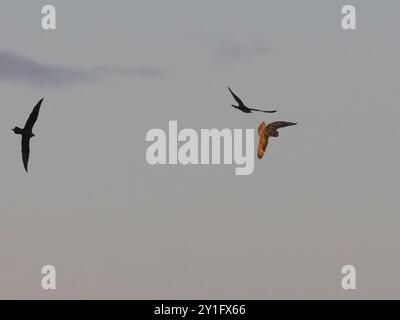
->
[12, 98, 44, 172]
[228, 87, 277, 114]
[257, 121, 297, 159]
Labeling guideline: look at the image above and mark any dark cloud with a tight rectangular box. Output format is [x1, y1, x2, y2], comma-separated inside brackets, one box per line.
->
[0, 51, 89, 85]
[0, 51, 164, 85]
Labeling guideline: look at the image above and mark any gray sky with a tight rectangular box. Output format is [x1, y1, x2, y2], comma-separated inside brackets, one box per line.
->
[0, 0, 399, 299]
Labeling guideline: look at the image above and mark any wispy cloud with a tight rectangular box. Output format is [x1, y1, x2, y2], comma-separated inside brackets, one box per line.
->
[214, 39, 269, 64]
[0, 51, 164, 85]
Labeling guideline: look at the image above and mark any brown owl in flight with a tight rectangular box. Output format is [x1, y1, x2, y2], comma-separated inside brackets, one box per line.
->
[257, 121, 297, 159]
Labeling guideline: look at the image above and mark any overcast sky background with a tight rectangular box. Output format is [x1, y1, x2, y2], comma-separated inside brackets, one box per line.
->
[0, 0, 399, 299]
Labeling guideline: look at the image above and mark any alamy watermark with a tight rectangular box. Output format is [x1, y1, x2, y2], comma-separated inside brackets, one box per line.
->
[146, 121, 255, 176]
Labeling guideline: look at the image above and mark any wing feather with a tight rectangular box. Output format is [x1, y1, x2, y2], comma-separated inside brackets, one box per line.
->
[268, 121, 297, 130]
[228, 87, 244, 105]
[24, 98, 43, 131]
[21, 136, 30, 172]
[249, 108, 277, 113]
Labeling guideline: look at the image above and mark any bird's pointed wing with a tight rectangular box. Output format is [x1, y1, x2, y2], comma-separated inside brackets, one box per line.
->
[21, 136, 30, 172]
[268, 121, 297, 130]
[257, 123, 269, 160]
[24, 98, 44, 131]
[228, 87, 244, 105]
[249, 108, 277, 113]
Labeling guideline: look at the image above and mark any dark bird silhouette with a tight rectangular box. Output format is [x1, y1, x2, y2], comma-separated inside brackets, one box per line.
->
[12, 98, 44, 172]
[257, 121, 297, 159]
[228, 87, 277, 114]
